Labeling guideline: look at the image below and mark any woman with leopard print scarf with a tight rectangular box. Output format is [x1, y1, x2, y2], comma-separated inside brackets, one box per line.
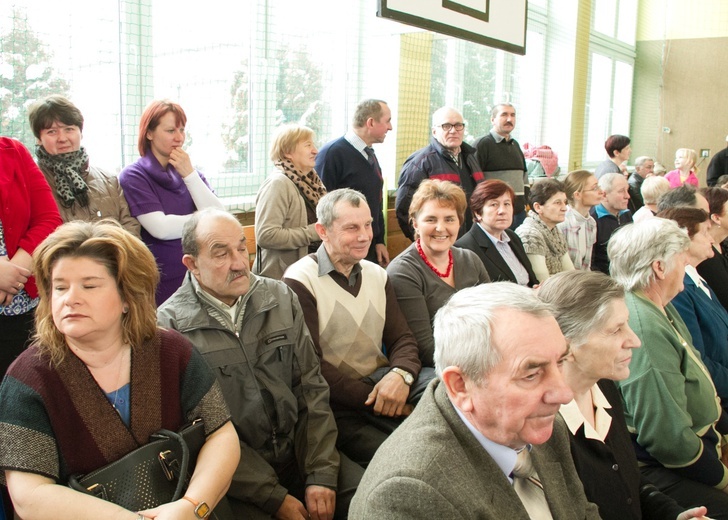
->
[28, 95, 140, 238]
[253, 124, 326, 279]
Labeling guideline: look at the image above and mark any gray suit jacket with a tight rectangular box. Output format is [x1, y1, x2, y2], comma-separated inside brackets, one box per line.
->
[350, 380, 600, 519]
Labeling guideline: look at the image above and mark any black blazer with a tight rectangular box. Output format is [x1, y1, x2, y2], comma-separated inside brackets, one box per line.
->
[455, 224, 539, 287]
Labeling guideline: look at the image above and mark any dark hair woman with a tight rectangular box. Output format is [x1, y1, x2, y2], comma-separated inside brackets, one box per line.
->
[515, 178, 575, 282]
[454, 179, 538, 286]
[28, 95, 140, 237]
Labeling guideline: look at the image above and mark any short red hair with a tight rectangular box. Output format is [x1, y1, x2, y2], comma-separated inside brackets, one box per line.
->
[137, 99, 187, 156]
[470, 180, 515, 216]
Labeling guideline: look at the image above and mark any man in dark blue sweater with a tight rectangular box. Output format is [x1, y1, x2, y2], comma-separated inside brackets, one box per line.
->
[316, 99, 392, 266]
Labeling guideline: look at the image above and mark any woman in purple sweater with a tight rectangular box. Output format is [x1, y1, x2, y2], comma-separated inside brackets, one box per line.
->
[119, 100, 223, 305]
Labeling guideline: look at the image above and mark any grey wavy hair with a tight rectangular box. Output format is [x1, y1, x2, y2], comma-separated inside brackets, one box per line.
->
[607, 218, 690, 292]
[598, 172, 625, 194]
[316, 188, 367, 229]
[433, 282, 554, 384]
[657, 185, 698, 212]
[537, 270, 625, 349]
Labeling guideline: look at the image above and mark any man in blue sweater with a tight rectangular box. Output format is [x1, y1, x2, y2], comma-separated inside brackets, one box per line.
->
[316, 99, 392, 266]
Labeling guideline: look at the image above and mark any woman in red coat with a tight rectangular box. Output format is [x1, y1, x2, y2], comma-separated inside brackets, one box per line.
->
[0, 137, 61, 377]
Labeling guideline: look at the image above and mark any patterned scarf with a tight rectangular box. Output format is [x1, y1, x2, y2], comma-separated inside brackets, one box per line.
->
[35, 145, 90, 208]
[525, 210, 569, 273]
[274, 159, 327, 212]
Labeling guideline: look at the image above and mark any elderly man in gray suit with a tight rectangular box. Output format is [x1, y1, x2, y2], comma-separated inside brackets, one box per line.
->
[350, 282, 600, 519]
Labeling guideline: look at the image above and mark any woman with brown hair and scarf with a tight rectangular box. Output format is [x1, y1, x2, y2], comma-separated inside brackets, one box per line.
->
[254, 124, 327, 279]
[28, 95, 140, 238]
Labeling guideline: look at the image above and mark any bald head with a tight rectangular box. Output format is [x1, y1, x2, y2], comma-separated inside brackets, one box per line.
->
[431, 107, 465, 152]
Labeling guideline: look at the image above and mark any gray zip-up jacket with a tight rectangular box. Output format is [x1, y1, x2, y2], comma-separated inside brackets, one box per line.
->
[157, 273, 339, 514]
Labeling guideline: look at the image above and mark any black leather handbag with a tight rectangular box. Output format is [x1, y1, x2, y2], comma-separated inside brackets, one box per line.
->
[67, 420, 232, 517]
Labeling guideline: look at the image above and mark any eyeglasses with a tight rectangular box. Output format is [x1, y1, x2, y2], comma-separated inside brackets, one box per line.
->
[436, 123, 465, 132]
[582, 185, 602, 193]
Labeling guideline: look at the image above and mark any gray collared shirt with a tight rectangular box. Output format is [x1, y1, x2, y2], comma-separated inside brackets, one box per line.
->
[490, 128, 511, 143]
[316, 243, 362, 287]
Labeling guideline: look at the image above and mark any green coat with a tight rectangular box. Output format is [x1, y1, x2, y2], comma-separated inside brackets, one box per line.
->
[616, 291, 728, 489]
[158, 273, 339, 514]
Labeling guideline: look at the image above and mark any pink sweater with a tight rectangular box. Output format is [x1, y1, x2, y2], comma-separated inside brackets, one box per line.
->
[665, 169, 699, 188]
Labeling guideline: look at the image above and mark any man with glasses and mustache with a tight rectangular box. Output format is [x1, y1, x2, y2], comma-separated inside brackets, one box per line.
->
[158, 208, 363, 520]
[475, 103, 530, 229]
[396, 106, 484, 240]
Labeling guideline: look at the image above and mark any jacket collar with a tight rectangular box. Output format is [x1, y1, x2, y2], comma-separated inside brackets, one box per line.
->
[429, 136, 475, 157]
[162, 272, 276, 333]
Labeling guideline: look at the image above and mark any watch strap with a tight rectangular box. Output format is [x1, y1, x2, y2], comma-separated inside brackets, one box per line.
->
[182, 495, 211, 519]
[391, 367, 413, 385]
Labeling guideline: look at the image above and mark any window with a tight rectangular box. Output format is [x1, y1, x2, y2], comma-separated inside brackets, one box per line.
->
[1, 0, 638, 208]
[584, 0, 637, 166]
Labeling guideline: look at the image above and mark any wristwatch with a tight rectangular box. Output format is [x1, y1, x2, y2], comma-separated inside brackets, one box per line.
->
[182, 496, 211, 519]
[390, 367, 414, 386]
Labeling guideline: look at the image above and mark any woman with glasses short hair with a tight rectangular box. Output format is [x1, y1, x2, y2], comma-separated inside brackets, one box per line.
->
[661, 207, 728, 411]
[558, 170, 601, 271]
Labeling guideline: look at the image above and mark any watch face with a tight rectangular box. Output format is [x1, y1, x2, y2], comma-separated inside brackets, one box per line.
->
[196, 503, 211, 518]
[405, 374, 414, 384]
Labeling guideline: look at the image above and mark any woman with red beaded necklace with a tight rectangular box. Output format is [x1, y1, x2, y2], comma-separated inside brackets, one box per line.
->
[387, 180, 490, 367]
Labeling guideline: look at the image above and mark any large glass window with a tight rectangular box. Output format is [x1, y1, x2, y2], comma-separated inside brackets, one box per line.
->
[584, 0, 637, 166]
[2, 0, 637, 209]
[593, 0, 638, 45]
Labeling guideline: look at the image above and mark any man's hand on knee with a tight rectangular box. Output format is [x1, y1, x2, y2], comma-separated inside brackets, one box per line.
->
[365, 372, 410, 416]
[275, 494, 308, 520]
[305, 485, 335, 520]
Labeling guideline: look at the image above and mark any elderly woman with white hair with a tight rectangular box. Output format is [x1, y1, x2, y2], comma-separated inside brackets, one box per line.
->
[608, 218, 728, 517]
[632, 175, 671, 223]
[539, 270, 711, 520]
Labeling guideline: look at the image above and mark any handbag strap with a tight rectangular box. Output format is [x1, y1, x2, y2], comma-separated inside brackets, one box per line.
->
[152, 429, 191, 501]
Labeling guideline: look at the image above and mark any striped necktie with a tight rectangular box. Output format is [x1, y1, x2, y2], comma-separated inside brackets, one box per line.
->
[512, 447, 553, 520]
